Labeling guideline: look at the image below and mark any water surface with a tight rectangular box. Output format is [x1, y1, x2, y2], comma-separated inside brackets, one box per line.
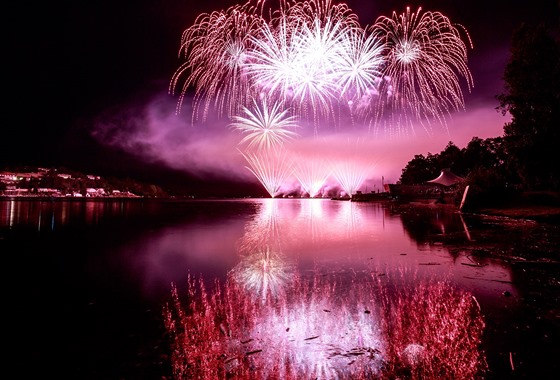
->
[2, 198, 558, 379]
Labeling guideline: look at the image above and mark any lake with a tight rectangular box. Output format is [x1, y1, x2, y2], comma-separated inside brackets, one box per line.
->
[2, 198, 558, 379]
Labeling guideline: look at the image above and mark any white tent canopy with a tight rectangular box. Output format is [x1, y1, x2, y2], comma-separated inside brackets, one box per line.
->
[426, 168, 464, 187]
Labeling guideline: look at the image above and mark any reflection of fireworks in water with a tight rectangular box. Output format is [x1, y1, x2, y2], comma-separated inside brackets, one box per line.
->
[164, 270, 487, 379]
[241, 150, 295, 197]
[231, 247, 293, 303]
[237, 199, 284, 251]
[229, 98, 299, 151]
[371, 6, 473, 133]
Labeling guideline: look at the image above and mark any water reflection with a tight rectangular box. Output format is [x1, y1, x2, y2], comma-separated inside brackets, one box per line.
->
[166, 271, 486, 379]
[5, 198, 557, 378]
[0, 199, 135, 231]
[163, 199, 490, 378]
[231, 247, 293, 303]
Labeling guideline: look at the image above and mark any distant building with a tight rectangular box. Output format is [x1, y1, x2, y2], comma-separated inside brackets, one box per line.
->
[86, 188, 106, 197]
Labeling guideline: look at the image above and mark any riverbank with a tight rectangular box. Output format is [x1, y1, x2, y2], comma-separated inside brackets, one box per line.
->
[469, 191, 560, 224]
[473, 205, 560, 224]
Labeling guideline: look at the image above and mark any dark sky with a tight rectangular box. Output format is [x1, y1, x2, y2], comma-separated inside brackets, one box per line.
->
[4, 0, 559, 195]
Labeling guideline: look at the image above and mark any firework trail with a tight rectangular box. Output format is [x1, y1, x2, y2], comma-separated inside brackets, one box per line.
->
[241, 149, 296, 197]
[292, 157, 332, 198]
[330, 159, 370, 198]
[371, 6, 473, 133]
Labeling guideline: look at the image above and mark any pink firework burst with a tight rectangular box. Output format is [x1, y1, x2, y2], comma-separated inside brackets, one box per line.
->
[229, 98, 300, 151]
[371, 6, 474, 134]
[169, 1, 266, 121]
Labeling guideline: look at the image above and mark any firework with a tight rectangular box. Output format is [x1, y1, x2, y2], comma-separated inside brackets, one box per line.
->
[229, 98, 300, 151]
[330, 159, 371, 198]
[169, 1, 265, 121]
[241, 149, 295, 197]
[292, 157, 332, 198]
[371, 6, 473, 131]
[244, 1, 364, 124]
[335, 27, 385, 112]
[171, 1, 473, 133]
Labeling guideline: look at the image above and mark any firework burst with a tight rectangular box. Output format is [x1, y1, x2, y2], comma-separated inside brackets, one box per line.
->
[169, 1, 266, 121]
[335, 27, 385, 112]
[171, 1, 473, 134]
[229, 98, 300, 151]
[371, 6, 474, 132]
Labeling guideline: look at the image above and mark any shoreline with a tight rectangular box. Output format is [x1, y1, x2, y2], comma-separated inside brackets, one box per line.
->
[3, 194, 560, 224]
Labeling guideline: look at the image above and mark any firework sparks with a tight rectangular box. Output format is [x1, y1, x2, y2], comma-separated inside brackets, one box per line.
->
[169, 1, 265, 121]
[330, 159, 371, 198]
[292, 156, 332, 197]
[171, 1, 472, 133]
[170, 0, 473, 138]
[229, 98, 300, 151]
[371, 6, 474, 131]
[335, 27, 385, 111]
[241, 149, 295, 197]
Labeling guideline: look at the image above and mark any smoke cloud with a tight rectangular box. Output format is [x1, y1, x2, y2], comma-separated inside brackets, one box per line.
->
[92, 91, 508, 193]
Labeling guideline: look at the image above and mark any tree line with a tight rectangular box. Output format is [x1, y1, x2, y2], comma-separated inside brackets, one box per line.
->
[398, 22, 560, 207]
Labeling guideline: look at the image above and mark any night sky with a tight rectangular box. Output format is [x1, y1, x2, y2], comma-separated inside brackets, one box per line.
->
[5, 0, 559, 195]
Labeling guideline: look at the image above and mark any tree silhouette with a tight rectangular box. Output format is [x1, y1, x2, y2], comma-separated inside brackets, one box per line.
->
[497, 22, 560, 190]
